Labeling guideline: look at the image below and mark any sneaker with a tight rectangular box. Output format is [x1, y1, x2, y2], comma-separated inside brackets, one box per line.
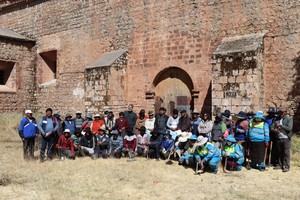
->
[273, 166, 282, 170]
[282, 168, 290, 173]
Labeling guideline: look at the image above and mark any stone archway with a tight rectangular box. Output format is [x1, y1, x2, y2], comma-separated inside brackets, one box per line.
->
[153, 67, 194, 115]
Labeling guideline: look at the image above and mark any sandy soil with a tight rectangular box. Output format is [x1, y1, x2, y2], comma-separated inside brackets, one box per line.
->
[0, 139, 300, 200]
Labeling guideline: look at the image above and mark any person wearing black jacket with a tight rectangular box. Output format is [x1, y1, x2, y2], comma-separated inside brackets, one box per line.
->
[154, 107, 169, 135]
[79, 127, 97, 157]
[124, 104, 137, 132]
[148, 128, 163, 160]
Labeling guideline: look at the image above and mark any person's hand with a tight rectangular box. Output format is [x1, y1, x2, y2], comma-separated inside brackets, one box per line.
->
[42, 133, 46, 137]
[35, 134, 39, 138]
[22, 138, 25, 141]
[265, 142, 269, 148]
[200, 160, 205, 169]
[218, 137, 223, 142]
[225, 151, 230, 157]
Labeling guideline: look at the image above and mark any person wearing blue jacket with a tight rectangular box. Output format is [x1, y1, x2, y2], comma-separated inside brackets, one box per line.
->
[38, 108, 59, 162]
[179, 134, 197, 166]
[193, 136, 221, 174]
[19, 110, 38, 160]
[161, 131, 175, 159]
[247, 111, 270, 171]
[222, 135, 244, 171]
[109, 130, 123, 158]
[62, 114, 75, 135]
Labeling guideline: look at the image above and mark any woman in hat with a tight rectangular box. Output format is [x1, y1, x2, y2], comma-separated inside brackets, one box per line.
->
[161, 130, 175, 159]
[234, 111, 249, 157]
[246, 111, 270, 171]
[105, 111, 116, 137]
[190, 110, 201, 136]
[81, 113, 93, 132]
[179, 135, 197, 166]
[193, 136, 221, 174]
[222, 135, 244, 171]
[91, 114, 105, 135]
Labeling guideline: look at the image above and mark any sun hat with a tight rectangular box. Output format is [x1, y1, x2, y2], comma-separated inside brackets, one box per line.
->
[254, 111, 265, 120]
[194, 136, 208, 146]
[224, 135, 236, 143]
[99, 124, 106, 131]
[76, 111, 82, 114]
[94, 114, 101, 118]
[178, 132, 193, 143]
[236, 111, 247, 120]
[86, 113, 92, 119]
[25, 110, 32, 114]
[188, 134, 198, 141]
[64, 129, 71, 133]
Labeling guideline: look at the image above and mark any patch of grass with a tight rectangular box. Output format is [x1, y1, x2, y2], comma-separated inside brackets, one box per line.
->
[292, 135, 300, 167]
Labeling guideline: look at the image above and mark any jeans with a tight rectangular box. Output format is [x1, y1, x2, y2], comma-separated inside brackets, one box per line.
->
[23, 137, 35, 160]
[40, 136, 55, 161]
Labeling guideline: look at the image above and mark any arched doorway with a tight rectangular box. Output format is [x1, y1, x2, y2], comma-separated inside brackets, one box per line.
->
[153, 67, 194, 115]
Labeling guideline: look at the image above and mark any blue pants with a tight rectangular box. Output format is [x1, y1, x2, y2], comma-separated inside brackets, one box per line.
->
[197, 156, 220, 173]
[40, 136, 55, 161]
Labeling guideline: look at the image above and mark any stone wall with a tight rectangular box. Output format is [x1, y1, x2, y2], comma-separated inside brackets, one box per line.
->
[0, 0, 298, 129]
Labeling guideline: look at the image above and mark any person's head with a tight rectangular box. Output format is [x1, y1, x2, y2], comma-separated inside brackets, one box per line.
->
[112, 130, 119, 139]
[180, 109, 187, 117]
[85, 127, 92, 136]
[126, 128, 134, 136]
[215, 113, 222, 123]
[75, 111, 82, 118]
[119, 112, 124, 119]
[164, 130, 171, 139]
[128, 104, 133, 112]
[104, 110, 109, 116]
[192, 110, 199, 119]
[54, 111, 61, 119]
[64, 129, 71, 137]
[108, 111, 114, 118]
[86, 113, 93, 120]
[148, 111, 154, 119]
[46, 108, 53, 117]
[99, 125, 106, 135]
[203, 113, 210, 121]
[195, 136, 208, 148]
[94, 114, 101, 121]
[224, 135, 236, 146]
[139, 126, 146, 136]
[152, 127, 160, 137]
[188, 135, 198, 146]
[159, 107, 166, 115]
[25, 110, 33, 119]
[75, 128, 81, 137]
[253, 111, 265, 123]
[172, 109, 178, 118]
[139, 110, 145, 119]
[222, 110, 231, 118]
[278, 107, 288, 117]
[65, 114, 72, 121]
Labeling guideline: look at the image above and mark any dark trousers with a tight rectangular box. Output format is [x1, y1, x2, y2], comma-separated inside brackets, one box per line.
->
[40, 136, 55, 161]
[148, 144, 160, 159]
[137, 147, 146, 156]
[266, 137, 279, 166]
[23, 137, 35, 160]
[277, 138, 291, 169]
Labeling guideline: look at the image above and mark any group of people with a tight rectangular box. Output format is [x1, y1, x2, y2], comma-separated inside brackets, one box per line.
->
[18, 104, 293, 174]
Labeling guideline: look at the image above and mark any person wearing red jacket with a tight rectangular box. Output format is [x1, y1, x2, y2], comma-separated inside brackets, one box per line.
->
[114, 112, 129, 139]
[122, 129, 137, 159]
[56, 129, 75, 160]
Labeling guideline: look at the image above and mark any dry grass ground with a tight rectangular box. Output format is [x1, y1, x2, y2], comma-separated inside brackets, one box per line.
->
[1, 113, 300, 200]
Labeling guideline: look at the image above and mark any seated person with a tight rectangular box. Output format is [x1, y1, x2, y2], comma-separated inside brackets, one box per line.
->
[79, 127, 97, 158]
[71, 128, 82, 156]
[161, 130, 175, 159]
[193, 136, 221, 174]
[109, 130, 123, 158]
[96, 125, 110, 158]
[174, 131, 192, 158]
[179, 135, 197, 166]
[56, 129, 75, 160]
[136, 126, 150, 157]
[122, 129, 137, 159]
[148, 128, 163, 160]
[222, 135, 244, 171]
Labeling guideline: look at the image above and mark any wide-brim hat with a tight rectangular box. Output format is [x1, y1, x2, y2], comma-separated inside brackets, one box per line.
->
[25, 110, 32, 114]
[180, 109, 187, 113]
[66, 114, 72, 118]
[112, 130, 119, 135]
[254, 111, 265, 120]
[148, 110, 154, 116]
[64, 129, 71, 133]
[222, 110, 231, 118]
[225, 135, 236, 143]
[54, 111, 61, 116]
[86, 114, 92, 119]
[94, 114, 101, 118]
[192, 110, 199, 114]
[236, 111, 247, 119]
[267, 107, 277, 114]
[76, 111, 82, 114]
[195, 136, 208, 146]
[99, 124, 106, 131]
[188, 134, 198, 141]
[178, 132, 193, 143]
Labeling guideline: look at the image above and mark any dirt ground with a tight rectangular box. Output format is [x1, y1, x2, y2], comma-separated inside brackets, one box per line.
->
[1, 138, 300, 200]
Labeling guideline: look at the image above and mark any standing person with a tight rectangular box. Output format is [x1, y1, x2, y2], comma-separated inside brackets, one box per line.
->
[177, 109, 191, 132]
[53, 111, 63, 136]
[271, 108, 293, 172]
[154, 107, 169, 135]
[79, 127, 97, 158]
[56, 129, 75, 160]
[105, 111, 116, 136]
[38, 108, 59, 162]
[190, 110, 201, 136]
[265, 107, 279, 167]
[18, 110, 38, 160]
[81, 114, 93, 132]
[136, 126, 150, 157]
[211, 113, 226, 149]
[90, 114, 105, 135]
[148, 128, 163, 160]
[135, 110, 146, 134]
[96, 125, 110, 158]
[114, 112, 130, 139]
[62, 114, 75, 135]
[234, 111, 249, 158]
[124, 104, 137, 132]
[144, 111, 155, 135]
[166, 109, 180, 139]
[198, 113, 213, 140]
[73, 111, 84, 132]
[247, 111, 270, 171]
[222, 109, 233, 134]
[109, 130, 123, 158]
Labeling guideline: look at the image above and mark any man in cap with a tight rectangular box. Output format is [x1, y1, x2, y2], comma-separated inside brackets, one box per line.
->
[246, 111, 270, 171]
[265, 107, 279, 167]
[234, 111, 249, 158]
[79, 127, 97, 158]
[109, 130, 123, 158]
[194, 135, 221, 174]
[161, 130, 175, 159]
[19, 110, 38, 160]
[81, 113, 93, 132]
[73, 111, 84, 132]
[38, 108, 59, 162]
[190, 110, 201, 136]
[124, 104, 137, 132]
[144, 111, 155, 135]
[105, 111, 116, 136]
[154, 107, 169, 135]
[222, 135, 244, 171]
[177, 109, 191, 132]
[91, 114, 105, 135]
[271, 107, 293, 172]
[167, 109, 180, 139]
[96, 125, 110, 158]
[62, 113, 75, 135]
[56, 129, 75, 160]
[136, 126, 150, 157]
[178, 135, 197, 166]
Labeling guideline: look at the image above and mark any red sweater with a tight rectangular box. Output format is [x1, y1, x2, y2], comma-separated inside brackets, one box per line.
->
[115, 118, 129, 130]
[123, 135, 137, 150]
[56, 134, 74, 155]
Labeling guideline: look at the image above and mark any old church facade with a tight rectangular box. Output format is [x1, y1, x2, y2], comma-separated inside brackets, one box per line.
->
[0, 0, 299, 128]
